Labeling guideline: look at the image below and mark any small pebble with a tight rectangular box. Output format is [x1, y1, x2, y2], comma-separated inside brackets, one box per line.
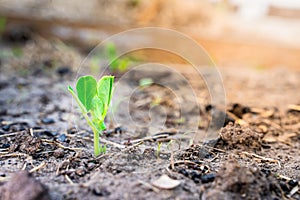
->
[288, 179, 298, 187]
[1, 143, 10, 148]
[201, 173, 215, 183]
[56, 66, 71, 77]
[43, 131, 58, 137]
[67, 127, 77, 135]
[57, 134, 67, 142]
[178, 168, 189, 177]
[41, 118, 55, 124]
[2, 125, 10, 131]
[114, 126, 124, 134]
[279, 181, 289, 192]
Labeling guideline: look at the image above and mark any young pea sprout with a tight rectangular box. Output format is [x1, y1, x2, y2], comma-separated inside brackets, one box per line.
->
[68, 75, 114, 156]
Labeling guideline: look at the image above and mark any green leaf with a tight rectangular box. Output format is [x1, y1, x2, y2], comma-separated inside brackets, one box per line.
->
[76, 76, 97, 111]
[139, 78, 153, 87]
[97, 76, 114, 108]
[0, 17, 6, 34]
[91, 96, 104, 120]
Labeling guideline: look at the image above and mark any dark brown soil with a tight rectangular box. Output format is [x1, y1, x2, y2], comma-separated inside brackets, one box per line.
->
[0, 171, 50, 200]
[0, 32, 299, 200]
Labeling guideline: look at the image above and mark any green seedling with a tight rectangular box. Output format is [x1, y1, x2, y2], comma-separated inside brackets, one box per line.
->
[156, 142, 162, 159]
[0, 17, 6, 36]
[68, 75, 114, 156]
[106, 43, 130, 72]
[139, 78, 153, 88]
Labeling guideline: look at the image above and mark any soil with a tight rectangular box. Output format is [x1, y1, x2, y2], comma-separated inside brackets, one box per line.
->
[0, 31, 300, 200]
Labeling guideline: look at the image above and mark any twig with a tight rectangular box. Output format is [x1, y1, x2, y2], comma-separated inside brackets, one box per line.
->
[0, 153, 28, 158]
[288, 185, 299, 198]
[209, 154, 219, 162]
[100, 138, 125, 149]
[56, 159, 70, 175]
[240, 151, 281, 167]
[173, 160, 204, 166]
[41, 139, 83, 151]
[288, 104, 300, 112]
[130, 134, 170, 144]
[0, 148, 9, 152]
[29, 161, 46, 173]
[65, 174, 74, 185]
[138, 180, 160, 193]
[122, 141, 144, 152]
[0, 176, 9, 182]
[22, 162, 27, 170]
[202, 145, 226, 153]
[0, 131, 24, 138]
[277, 174, 292, 181]
[29, 128, 34, 137]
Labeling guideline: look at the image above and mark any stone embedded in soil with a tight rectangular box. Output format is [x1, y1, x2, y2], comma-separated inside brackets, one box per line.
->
[201, 173, 215, 183]
[0, 171, 50, 200]
[41, 118, 55, 124]
[56, 66, 72, 77]
[57, 133, 67, 142]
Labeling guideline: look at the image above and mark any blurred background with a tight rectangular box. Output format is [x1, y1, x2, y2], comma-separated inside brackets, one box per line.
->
[0, 0, 299, 69]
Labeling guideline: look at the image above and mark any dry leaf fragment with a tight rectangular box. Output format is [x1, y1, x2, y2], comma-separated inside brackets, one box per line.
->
[152, 174, 181, 189]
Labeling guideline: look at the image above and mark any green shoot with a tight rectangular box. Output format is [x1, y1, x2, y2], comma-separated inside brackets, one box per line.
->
[156, 142, 162, 159]
[105, 43, 130, 72]
[139, 78, 153, 88]
[0, 17, 6, 36]
[68, 75, 114, 156]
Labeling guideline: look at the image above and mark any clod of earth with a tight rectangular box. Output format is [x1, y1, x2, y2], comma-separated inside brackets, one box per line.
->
[201, 160, 282, 200]
[0, 171, 50, 200]
[218, 122, 264, 150]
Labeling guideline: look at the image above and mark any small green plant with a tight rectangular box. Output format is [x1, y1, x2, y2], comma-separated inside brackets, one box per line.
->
[156, 142, 162, 159]
[68, 75, 114, 156]
[0, 17, 6, 37]
[106, 43, 130, 72]
[139, 78, 153, 88]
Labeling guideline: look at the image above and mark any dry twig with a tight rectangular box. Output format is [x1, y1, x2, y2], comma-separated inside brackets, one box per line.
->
[29, 161, 46, 173]
[138, 180, 160, 193]
[41, 139, 82, 151]
[240, 151, 281, 167]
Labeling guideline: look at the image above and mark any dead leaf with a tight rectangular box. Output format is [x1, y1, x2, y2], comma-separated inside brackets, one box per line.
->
[263, 132, 297, 145]
[152, 175, 180, 189]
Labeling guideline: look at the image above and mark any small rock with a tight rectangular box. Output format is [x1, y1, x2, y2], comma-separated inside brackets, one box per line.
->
[288, 179, 298, 187]
[57, 134, 67, 142]
[41, 118, 55, 124]
[1, 143, 10, 148]
[56, 66, 72, 77]
[67, 127, 77, 135]
[201, 173, 215, 183]
[2, 125, 10, 131]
